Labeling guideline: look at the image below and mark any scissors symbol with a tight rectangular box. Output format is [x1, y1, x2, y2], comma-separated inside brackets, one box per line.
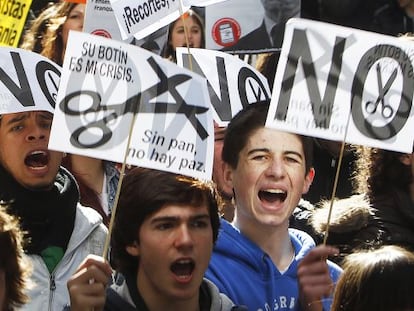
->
[365, 63, 397, 119]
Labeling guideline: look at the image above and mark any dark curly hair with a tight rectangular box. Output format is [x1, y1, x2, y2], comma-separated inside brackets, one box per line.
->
[0, 204, 32, 310]
[353, 146, 412, 197]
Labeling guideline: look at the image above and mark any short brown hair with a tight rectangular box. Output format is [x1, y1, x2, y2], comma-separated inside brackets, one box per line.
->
[111, 167, 221, 275]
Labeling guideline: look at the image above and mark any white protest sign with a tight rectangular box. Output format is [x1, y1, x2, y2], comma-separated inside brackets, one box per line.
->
[186, 0, 228, 6]
[49, 31, 213, 180]
[84, 0, 123, 40]
[0, 47, 60, 114]
[83, 0, 168, 55]
[109, 0, 190, 40]
[266, 18, 414, 153]
[176, 47, 271, 126]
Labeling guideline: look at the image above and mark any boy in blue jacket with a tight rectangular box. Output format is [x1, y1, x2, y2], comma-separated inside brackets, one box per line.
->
[205, 101, 342, 311]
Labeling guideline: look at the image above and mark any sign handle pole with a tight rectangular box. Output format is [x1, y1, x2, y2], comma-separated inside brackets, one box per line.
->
[322, 107, 353, 246]
[102, 102, 139, 259]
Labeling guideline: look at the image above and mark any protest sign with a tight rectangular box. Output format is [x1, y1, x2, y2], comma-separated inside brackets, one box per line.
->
[109, 0, 190, 40]
[205, 0, 300, 53]
[177, 47, 271, 126]
[49, 31, 214, 180]
[83, 0, 168, 55]
[0, 0, 32, 47]
[266, 18, 414, 153]
[186, 0, 228, 6]
[84, 0, 122, 40]
[0, 47, 60, 114]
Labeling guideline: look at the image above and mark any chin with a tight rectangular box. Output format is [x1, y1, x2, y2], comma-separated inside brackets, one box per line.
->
[23, 179, 55, 191]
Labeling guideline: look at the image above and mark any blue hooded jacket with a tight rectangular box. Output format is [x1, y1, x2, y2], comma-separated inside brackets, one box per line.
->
[206, 219, 342, 311]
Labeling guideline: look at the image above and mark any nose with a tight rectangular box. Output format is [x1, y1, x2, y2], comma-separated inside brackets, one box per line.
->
[265, 158, 286, 179]
[174, 225, 194, 250]
[26, 124, 47, 142]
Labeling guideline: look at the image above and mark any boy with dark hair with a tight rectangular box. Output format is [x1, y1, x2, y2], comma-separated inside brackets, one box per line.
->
[0, 111, 107, 310]
[67, 167, 246, 311]
[205, 102, 342, 311]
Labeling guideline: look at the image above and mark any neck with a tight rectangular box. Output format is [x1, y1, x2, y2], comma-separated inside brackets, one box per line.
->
[69, 155, 104, 193]
[232, 212, 294, 271]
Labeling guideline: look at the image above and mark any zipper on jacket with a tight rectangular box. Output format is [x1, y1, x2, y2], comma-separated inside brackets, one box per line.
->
[48, 274, 56, 311]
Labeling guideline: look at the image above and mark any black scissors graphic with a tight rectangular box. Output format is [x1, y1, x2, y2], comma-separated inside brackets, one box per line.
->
[365, 63, 397, 119]
[61, 57, 209, 148]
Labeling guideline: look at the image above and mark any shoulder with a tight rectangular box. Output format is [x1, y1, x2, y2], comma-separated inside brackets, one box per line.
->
[104, 287, 136, 311]
[202, 279, 248, 311]
[74, 204, 107, 250]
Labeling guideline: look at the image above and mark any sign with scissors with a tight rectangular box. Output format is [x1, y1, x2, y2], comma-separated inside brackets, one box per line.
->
[49, 31, 214, 180]
[0, 47, 60, 115]
[364, 63, 396, 119]
[266, 18, 414, 153]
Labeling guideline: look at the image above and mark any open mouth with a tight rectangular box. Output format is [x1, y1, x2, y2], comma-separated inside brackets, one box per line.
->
[170, 259, 195, 280]
[259, 189, 287, 204]
[24, 151, 49, 169]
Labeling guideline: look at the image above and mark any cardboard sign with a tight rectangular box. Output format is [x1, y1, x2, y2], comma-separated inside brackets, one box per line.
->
[205, 0, 300, 53]
[0, 0, 32, 47]
[83, 0, 168, 55]
[84, 0, 123, 40]
[109, 0, 190, 40]
[0, 47, 60, 114]
[49, 31, 213, 180]
[187, 0, 228, 6]
[177, 47, 271, 126]
[266, 18, 414, 153]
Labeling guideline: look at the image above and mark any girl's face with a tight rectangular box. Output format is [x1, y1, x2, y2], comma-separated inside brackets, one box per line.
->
[61, 4, 85, 51]
[170, 16, 203, 50]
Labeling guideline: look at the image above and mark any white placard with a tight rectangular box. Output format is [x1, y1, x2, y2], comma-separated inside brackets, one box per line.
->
[0, 47, 60, 114]
[266, 18, 414, 153]
[177, 47, 271, 126]
[49, 31, 214, 180]
[109, 0, 190, 40]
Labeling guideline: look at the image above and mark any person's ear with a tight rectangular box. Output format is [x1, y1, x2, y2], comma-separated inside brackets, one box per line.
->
[223, 162, 234, 191]
[126, 241, 140, 257]
[302, 167, 315, 194]
[399, 153, 412, 166]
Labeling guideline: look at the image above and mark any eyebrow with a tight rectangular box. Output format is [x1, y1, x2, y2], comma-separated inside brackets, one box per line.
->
[247, 148, 304, 159]
[150, 213, 210, 223]
[38, 112, 53, 120]
[6, 114, 27, 126]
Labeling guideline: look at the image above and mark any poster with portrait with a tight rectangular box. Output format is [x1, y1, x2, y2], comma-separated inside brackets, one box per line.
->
[205, 0, 300, 54]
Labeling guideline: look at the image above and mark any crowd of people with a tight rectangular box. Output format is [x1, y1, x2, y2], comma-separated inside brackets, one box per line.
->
[1, 0, 414, 310]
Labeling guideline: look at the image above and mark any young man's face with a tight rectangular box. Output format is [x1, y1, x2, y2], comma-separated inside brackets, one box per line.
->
[126, 203, 213, 303]
[224, 127, 314, 229]
[0, 111, 63, 190]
